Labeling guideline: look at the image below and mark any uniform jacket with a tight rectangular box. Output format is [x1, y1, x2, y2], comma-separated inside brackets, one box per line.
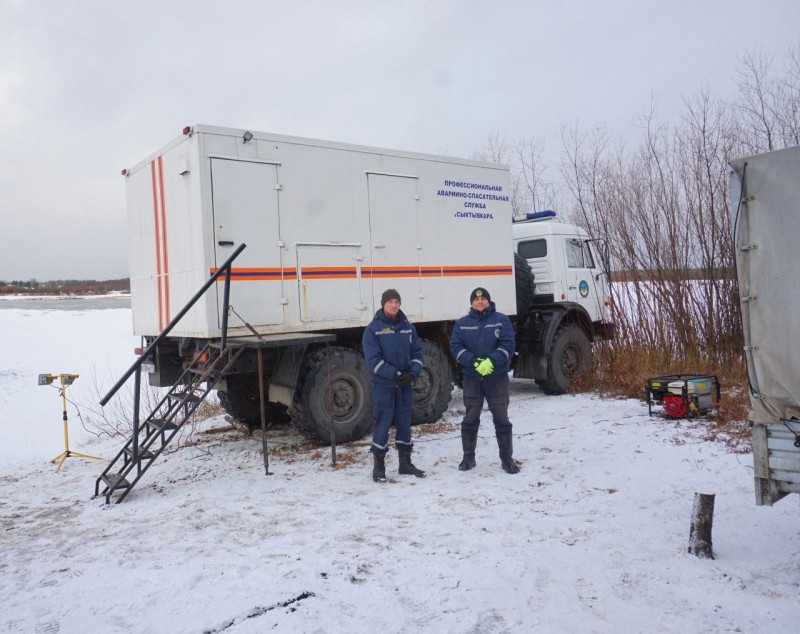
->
[450, 302, 516, 379]
[362, 308, 424, 387]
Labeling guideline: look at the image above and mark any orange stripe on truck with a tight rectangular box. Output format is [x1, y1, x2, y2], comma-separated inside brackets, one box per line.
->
[212, 265, 512, 281]
[210, 267, 298, 280]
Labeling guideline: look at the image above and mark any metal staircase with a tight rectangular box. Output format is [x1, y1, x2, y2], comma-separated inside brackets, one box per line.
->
[94, 243, 247, 504]
[94, 344, 244, 504]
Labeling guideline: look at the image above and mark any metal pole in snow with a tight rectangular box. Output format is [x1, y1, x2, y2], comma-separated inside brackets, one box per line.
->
[257, 348, 270, 475]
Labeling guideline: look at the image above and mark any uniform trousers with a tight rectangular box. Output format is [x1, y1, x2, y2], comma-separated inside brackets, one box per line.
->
[370, 383, 413, 454]
[461, 373, 512, 433]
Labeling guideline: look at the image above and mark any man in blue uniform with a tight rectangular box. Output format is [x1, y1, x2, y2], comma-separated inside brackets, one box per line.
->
[450, 287, 520, 474]
[362, 289, 426, 482]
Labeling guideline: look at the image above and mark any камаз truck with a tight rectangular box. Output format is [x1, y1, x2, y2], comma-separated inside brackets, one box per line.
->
[96, 125, 614, 502]
[122, 125, 613, 444]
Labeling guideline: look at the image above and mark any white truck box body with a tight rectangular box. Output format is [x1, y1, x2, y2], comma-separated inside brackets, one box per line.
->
[125, 125, 515, 338]
[730, 145, 800, 503]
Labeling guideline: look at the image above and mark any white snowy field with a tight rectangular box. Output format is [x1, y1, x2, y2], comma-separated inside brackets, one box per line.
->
[1, 305, 799, 634]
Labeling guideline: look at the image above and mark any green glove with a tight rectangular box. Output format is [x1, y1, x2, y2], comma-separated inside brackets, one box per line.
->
[474, 358, 494, 376]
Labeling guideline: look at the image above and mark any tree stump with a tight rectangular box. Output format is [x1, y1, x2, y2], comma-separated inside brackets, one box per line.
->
[688, 492, 715, 559]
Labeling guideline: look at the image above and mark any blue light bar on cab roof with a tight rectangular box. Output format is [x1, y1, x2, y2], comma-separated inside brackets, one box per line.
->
[513, 210, 557, 222]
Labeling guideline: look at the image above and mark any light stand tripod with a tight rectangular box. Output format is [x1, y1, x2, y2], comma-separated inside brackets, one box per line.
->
[39, 373, 102, 472]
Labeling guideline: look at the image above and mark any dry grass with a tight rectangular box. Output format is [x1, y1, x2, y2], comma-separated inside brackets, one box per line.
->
[328, 447, 369, 470]
[78, 379, 222, 447]
[194, 395, 222, 421]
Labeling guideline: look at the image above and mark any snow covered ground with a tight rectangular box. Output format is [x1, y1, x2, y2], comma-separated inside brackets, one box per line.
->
[1, 304, 799, 634]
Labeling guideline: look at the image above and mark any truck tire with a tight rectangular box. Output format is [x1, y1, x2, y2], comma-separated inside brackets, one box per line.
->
[218, 373, 290, 430]
[411, 340, 454, 426]
[290, 346, 374, 445]
[541, 323, 592, 395]
[514, 251, 535, 316]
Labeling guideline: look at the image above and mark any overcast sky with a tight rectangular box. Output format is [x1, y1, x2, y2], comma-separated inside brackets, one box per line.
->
[1, 0, 798, 281]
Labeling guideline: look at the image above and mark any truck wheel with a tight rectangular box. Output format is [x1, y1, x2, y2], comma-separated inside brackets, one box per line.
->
[541, 324, 592, 395]
[218, 373, 290, 430]
[411, 340, 454, 426]
[514, 251, 535, 316]
[290, 346, 373, 445]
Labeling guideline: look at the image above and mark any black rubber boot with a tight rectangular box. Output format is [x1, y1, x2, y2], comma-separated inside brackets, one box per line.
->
[496, 432, 520, 474]
[459, 427, 478, 471]
[372, 453, 387, 483]
[398, 451, 426, 478]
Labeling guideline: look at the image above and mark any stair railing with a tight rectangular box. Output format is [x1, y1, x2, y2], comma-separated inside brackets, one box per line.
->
[100, 243, 246, 462]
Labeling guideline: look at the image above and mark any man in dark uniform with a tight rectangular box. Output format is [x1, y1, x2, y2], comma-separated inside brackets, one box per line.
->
[450, 287, 520, 474]
[362, 289, 426, 482]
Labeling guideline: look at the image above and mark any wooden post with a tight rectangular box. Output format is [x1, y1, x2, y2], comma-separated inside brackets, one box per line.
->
[688, 492, 715, 559]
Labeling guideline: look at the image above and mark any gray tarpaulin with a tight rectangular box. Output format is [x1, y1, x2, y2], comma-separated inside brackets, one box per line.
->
[730, 146, 800, 425]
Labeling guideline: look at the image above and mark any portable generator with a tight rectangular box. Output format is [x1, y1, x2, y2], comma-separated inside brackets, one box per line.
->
[645, 374, 721, 419]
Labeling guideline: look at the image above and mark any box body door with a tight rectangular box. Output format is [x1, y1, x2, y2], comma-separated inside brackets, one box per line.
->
[211, 159, 285, 327]
[366, 173, 422, 318]
[297, 245, 366, 322]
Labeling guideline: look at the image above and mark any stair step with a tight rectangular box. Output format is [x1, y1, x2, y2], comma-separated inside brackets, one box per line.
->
[169, 391, 201, 403]
[124, 447, 154, 460]
[148, 418, 178, 432]
[100, 473, 130, 491]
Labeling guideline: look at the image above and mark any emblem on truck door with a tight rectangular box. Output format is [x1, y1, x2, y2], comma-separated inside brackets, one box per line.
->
[579, 280, 589, 298]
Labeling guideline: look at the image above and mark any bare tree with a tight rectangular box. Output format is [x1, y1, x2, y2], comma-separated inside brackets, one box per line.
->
[469, 128, 511, 163]
[514, 136, 557, 213]
[676, 88, 743, 359]
[463, 43, 798, 374]
[736, 45, 800, 153]
[736, 49, 778, 152]
[559, 102, 741, 362]
[470, 129, 524, 215]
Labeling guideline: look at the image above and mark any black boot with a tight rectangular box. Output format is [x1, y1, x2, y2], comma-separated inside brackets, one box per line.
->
[496, 432, 520, 474]
[372, 453, 386, 483]
[459, 427, 478, 471]
[398, 451, 426, 478]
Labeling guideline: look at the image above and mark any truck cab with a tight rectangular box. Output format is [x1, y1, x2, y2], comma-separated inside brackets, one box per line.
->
[511, 211, 614, 394]
[513, 210, 611, 330]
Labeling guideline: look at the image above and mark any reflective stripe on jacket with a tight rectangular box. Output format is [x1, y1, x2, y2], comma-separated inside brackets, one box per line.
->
[362, 308, 424, 387]
[450, 302, 515, 379]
